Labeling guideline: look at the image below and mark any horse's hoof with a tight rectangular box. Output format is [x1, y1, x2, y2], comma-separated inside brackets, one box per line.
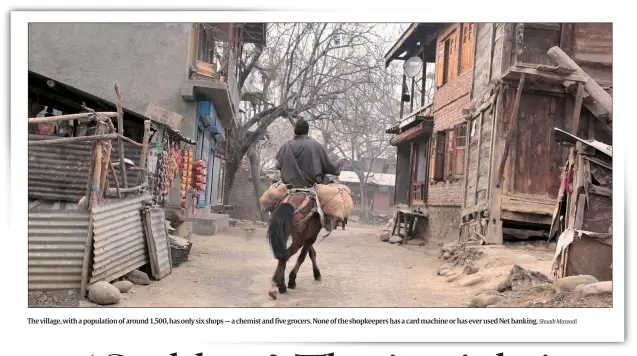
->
[269, 290, 277, 300]
[313, 270, 322, 281]
[278, 284, 287, 294]
[288, 280, 296, 289]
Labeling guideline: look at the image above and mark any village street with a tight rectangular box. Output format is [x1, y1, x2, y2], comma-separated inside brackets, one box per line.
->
[90, 223, 470, 308]
[77, 221, 563, 308]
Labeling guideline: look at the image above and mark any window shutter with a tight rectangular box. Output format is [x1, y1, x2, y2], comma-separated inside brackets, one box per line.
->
[446, 32, 459, 81]
[455, 123, 467, 176]
[461, 24, 475, 73]
[435, 41, 445, 87]
[445, 129, 455, 179]
[433, 131, 446, 181]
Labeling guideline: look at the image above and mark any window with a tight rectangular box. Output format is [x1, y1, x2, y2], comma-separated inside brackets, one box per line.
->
[432, 131, 446, 181]
[435, 30, 459, 87]
[411, 140, 429, 203]
[461, 23, 475, 73]
[455, 124, 467, 176]
[430, 122, 468, 182]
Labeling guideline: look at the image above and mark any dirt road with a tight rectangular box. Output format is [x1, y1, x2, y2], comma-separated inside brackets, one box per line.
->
[99, 223, 473, 307]
[83, 222, 556, 308]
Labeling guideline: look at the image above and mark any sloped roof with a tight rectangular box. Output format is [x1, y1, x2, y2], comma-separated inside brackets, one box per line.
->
[337, 171, 395, 186]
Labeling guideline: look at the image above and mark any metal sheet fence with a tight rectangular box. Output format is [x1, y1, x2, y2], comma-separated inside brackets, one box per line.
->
[28, 209, 91, 290]
[89, 193, 152, 284]
[143, 207, 172, 280]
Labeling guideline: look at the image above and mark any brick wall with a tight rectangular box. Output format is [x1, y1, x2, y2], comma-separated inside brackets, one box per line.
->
[433, 70, 472, 132]
[429, 48, 473, 207]
[428, 181, 463, 207]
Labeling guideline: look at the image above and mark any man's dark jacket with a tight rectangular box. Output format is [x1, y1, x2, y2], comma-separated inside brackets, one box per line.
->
[275, 135, 341, 188]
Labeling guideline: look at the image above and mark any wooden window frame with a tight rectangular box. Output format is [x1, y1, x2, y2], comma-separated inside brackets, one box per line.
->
[460, 23, 475, 74]
[432, 131, 447, 182]
[435, 29, 459, 88]
[431, 123, 468, 183]
[454, 123, 467, 178]
[410, 140, 428, 204]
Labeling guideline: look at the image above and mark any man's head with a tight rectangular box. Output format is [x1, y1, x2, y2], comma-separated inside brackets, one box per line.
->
[294, 118, 309, 136]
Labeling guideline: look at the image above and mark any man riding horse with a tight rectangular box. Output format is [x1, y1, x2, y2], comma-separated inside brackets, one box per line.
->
[266, 118, 345, 299]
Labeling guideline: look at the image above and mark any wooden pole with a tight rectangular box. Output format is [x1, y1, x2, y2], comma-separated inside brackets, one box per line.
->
[400, 74, 406, 119]
[109, 161, 122, 199]
[114, 82, 129, 190]
[138, 120, 151, 186]
[547, 46, 612, 117]
[116, 133, 143, 147]
[106, 182, 148, 196]
[28, 112, 118, 124]
[496, 73, 526, 188]
[28, 133, 118, 146]
[99, 141, 113, 194]
[571, 82, 585, 136]
[80, 138, 103, 297]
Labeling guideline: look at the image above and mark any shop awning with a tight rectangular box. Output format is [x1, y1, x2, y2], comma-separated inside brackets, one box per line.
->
[390, 120, 433, 146]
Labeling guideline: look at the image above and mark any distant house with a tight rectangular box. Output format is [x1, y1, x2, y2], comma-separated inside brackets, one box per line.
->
[336, 171, 396, 215]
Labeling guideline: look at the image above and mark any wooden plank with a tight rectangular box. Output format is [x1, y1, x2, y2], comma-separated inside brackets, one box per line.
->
[571, 82, 585, 135]
[501, 210, 553, 225]
[559, 23, 574, 56]
[500, 24, 515, 78]
[137, 120, 151, 186]
[501, 195, 554, 216]
[28, 112, 118, 124]
[496, 73, 526, 188]
[535, 64, 576, 75]
[507, 66, 587, 83]
[547, 46, 612, 117]
[474, 112, 484, 204]
[574, 193, 586, 229]
[461, 114, 474, 210]
[525, 23, 561, 32]
[114, 82, 129, 190]
[588, 184, 612, 197]
[462, 202, 488, 218]
[487, 87, 503, 202]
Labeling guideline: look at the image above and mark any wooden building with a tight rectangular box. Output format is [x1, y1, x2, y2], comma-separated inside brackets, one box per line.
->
[461, 23, 612, 244]
[385, 23, 612, 244]
[385, 23, 476, 241]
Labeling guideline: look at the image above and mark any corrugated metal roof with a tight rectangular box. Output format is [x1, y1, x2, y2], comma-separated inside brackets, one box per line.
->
[143, 207, 172, 280]
[90, 193, 152, 284]
[28, 209, 90, 291]
[28, 134, 146, 202]
[337, 171, 396, 186]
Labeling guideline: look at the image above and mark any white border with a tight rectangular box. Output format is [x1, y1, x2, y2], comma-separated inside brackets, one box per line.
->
[7, 5, 628, 349]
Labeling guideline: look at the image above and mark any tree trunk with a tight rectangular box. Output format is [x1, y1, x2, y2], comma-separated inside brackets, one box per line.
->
[359, 181, 369, 223]
[248, 146, 267, 222]
[222, 151, 240, 205]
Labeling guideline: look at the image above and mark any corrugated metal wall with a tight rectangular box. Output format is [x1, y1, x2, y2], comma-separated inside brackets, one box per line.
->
[90, 193, 152, 284]
[28, 134, 145, 202]
[144, 207, 172, 280]
[28, 135, 92, 202]
[28, 209, 90, 291]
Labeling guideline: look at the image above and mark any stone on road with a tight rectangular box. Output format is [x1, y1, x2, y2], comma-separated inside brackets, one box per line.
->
[88, 281, 121, 305]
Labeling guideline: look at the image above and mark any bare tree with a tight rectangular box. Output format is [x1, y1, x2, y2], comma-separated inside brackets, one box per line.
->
[222, 23, 389, 205]
[313, 61, 400, 222]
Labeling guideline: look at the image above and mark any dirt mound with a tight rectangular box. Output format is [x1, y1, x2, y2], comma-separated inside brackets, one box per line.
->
[496, 264, 552, 292]
[494, 289, 612, 308]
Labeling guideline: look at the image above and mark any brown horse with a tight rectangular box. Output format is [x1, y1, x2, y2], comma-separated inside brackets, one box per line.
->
[267, 191, 324, 300]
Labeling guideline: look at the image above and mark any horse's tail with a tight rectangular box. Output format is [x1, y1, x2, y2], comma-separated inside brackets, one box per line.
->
[267, 203, 294, 260]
